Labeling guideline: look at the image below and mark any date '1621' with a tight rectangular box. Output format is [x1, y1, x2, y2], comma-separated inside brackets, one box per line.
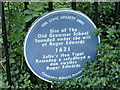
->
[56, 47, 71, 53]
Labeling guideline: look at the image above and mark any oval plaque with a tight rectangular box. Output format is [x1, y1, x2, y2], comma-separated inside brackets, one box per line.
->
[24, 9, 100, 82]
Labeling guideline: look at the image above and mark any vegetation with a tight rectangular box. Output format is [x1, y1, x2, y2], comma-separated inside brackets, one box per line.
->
[0, 11, 2, 88]
[1, 2, 120, 89]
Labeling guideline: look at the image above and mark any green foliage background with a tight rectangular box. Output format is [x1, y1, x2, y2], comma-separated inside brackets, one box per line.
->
[1, 2, 120, 89]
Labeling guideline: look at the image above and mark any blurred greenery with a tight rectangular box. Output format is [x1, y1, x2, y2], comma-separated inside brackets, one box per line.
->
[0, 17, 1, 34]
[0, 70, 1, 88]
[0, 26, 1, 87]
[1, 2, 120, 89]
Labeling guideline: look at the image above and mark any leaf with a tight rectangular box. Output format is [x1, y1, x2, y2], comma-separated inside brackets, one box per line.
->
[10, 59, 15, 64]
[15, 44, 23, 54]
[24, 10, 33, 14]
[0, 58, 6, 63]
[24, 15, 32, 22]
[34, 7, 42, 11]
[32, 12, 39, 17]
[15, 70, 19, 74]
[27, 5, 35, 10]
